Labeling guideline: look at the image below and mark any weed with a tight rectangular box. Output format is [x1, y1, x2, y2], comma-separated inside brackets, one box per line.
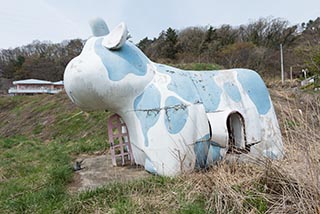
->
[0, 86, 319, 213]
[174, 63, 223, 71]
[0, 138, 73, 213]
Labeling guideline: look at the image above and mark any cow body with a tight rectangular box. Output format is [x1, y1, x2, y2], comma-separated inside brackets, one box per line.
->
[64, 19, 283, 176]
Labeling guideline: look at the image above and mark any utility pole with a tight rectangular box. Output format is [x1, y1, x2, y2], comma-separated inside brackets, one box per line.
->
[280, 44, 284, 84]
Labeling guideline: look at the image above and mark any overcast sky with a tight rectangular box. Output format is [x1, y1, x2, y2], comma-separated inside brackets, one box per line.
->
[1, 0, 320, 49]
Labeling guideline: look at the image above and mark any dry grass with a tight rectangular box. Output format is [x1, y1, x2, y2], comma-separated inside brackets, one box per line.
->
[164, 87, 320, 213]
[58, 86, 320, 213]
[1, 85, 320, 213]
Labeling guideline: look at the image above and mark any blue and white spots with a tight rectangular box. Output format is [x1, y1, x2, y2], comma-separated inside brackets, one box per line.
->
[156, 63, 222, 112]
[208, 145, 223, 162]
[223, 82, 241, 102]
[164, 96, 189, 134]
[134, 84, 161, 147]
[192, 72, 222, 112]
[64, 19, 284, 176]
[237, 69, 271, 115]
[194, 139, 210, 169]
[94, 39, 149, 81]
[194, 133, 224, 169]
[156, 64, 201, 104]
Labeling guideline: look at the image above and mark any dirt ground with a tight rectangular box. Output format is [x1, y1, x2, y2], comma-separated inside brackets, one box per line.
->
[68, 153, 151, 192]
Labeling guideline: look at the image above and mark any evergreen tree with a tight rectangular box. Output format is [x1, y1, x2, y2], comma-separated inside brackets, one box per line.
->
[164, 27, 178, 59]
[137, 37, 152, 53]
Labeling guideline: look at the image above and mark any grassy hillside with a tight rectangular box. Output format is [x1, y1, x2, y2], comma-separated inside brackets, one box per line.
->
[0, 85, 320, 213]
[0, 92, 112, 213]
[0, 92, 111, 143]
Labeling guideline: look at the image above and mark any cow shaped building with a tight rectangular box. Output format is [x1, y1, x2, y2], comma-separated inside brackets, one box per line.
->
[64, 18, 283, 176]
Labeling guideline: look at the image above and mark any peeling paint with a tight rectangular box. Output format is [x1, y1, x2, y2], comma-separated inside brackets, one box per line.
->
[237, 69, 271, 115]
[164, 96, 189, 134]
[134, 84, 161, 147]
[223, 81, 241, 102]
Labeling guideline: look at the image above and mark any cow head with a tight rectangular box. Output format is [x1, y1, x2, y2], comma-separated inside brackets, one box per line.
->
[64, 18, 154, 112]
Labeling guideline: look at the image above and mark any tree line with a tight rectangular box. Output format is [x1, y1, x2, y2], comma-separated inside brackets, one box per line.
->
[0, 39, 83, 82]
[139, 17, 320, 78]
[1, 17, 320, 91]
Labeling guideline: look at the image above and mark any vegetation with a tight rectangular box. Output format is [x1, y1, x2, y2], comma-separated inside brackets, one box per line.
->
[0, 93, 110, 213]
[174, 63, 223, 71]
[0, 136, 73, 213]
[0, 39, 83, 81]
[0, 92, 110, 144]
[1, 17, 320, 93]
[0, 85, 319, 213]
[139, 17, 320, 78]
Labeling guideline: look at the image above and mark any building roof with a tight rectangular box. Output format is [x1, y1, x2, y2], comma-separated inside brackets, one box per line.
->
[53, 81, 64, 85]
[13, 79, 53, 85]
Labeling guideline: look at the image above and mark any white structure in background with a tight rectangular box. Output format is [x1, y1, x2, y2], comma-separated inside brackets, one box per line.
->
[301, 76, 315, 87]
[8, 79, 64, 95]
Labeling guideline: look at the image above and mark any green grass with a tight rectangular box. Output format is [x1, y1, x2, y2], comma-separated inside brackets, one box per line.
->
[0, 94, 110, 213]
[0, 134, 210, 213]
[0, 136, 73, 213]
[0, 93, 110, 142]
[0, 135, 113, 213]
[0, 135, 200, 213]
[173, 63, 223, 71]
[0, 93, 113, 213]
[62, 176, 177, 213]
[1, 85, 319, 213]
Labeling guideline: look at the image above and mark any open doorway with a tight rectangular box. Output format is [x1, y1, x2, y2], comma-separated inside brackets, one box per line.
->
[107, 114, 135, 166]
[226, 112, 247, 154]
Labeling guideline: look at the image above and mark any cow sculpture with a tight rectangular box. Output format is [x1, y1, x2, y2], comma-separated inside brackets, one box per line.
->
[64, 18, 283, 176]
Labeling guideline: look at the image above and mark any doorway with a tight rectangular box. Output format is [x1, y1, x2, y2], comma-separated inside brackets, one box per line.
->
[226, 112, 247, 154]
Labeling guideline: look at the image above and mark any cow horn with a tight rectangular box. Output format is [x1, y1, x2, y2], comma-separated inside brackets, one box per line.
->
[89, 17, 110, 37]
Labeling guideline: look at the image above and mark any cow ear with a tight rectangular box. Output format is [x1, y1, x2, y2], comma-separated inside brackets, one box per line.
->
[102, 22, 128, 50]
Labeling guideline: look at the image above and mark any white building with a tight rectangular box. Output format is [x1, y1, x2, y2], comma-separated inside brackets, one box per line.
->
[8, 79, 64, 95]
